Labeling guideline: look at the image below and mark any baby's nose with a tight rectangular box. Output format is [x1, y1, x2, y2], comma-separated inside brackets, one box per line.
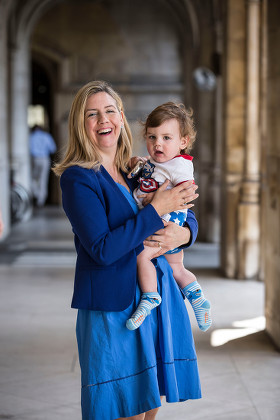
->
[154, 138, 162, 147]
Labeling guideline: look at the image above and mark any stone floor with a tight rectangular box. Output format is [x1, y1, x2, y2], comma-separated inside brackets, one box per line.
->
[0, 207, 279, 420]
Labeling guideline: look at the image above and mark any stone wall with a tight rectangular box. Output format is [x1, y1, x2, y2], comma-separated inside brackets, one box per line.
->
[191, 0, 218, 242]
[264, 0, 280, 349]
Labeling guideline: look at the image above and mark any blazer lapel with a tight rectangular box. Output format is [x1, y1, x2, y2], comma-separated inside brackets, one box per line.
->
[99, 166, 136, 219]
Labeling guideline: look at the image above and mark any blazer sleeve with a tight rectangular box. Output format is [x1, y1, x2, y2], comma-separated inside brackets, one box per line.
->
[61, 168, 164, 266]
[179, 209, 198, 249]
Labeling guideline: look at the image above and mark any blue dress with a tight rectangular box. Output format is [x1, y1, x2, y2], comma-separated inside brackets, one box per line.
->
[76, 185, 201, 420]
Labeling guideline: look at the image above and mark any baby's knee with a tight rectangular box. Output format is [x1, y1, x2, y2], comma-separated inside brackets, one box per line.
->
[186, 270, 197, 283]
[173, 263, 196, 282]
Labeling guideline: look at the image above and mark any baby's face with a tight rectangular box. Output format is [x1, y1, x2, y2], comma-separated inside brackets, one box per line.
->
[145, 118, 188, 163]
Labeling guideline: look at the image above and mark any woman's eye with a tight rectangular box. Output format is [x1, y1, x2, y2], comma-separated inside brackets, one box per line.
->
[87, 113, 97, 118]
[106, 109, 115, 113]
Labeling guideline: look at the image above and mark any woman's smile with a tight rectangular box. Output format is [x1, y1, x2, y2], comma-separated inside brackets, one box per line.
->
[97, 128, 113, 135]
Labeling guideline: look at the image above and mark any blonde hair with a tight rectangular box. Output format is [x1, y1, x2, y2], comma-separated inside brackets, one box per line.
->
[53, 80, 133, 176]
[144, 102, 196, 154]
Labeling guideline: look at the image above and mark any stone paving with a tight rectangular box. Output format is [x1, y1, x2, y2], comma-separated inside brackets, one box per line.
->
[0, 207, 279, 420]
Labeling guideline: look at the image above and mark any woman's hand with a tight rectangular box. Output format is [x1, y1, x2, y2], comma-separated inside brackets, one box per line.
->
[143, 221, 191, 257]
[150, 180, 198, 217]
[139, 180, 198, 208]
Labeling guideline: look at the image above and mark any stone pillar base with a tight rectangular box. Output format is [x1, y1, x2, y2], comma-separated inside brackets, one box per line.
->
[237, 201, 260, 279]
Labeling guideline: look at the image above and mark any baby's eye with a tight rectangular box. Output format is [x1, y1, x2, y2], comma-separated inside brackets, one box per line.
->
[163, 136, 171, 140]
[148, 135, 156, 140]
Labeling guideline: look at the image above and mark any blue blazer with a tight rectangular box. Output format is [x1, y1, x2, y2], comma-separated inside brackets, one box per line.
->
[60, 165, 198, 311]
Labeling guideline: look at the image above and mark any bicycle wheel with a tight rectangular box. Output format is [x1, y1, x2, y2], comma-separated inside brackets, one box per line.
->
[11, 183, 32, 222]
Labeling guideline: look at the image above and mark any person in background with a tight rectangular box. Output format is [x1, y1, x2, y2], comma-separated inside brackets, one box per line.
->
[29, 125, 57, 207]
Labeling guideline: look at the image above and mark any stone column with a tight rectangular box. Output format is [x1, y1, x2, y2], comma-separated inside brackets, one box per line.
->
[207, 18, 223, 243]
[0, 1, 12, 240]
[10, 40, 32, 192]
[237, 0, 261, 278]
[221, 0, 246, 278]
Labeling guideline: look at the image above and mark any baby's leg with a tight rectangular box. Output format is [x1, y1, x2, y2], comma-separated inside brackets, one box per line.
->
[165, 251, 212, 332]
[165, 250, 196, 289]
[137, 246, 159, 292]
[126, 247, 162, 331]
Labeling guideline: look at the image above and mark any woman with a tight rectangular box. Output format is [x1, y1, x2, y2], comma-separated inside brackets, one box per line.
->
[54, 80, 201, 420]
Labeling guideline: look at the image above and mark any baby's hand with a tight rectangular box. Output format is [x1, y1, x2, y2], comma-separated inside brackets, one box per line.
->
[127, 156, 147, 178]
[137, 192, 155, 206]
[128, 156, 147, 169]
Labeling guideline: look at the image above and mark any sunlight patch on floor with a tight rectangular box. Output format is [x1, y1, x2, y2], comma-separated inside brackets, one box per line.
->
[210, 316, 266, 347]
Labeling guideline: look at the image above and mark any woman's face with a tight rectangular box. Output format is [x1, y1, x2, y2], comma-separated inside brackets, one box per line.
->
[84, 92, 123, 157]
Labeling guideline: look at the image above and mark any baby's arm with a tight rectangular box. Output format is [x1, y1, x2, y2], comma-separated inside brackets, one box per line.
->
[137, 191, 156, 207]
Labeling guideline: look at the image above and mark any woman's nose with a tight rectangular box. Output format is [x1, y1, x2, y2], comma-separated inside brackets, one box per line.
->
[98, 113, 109, 124]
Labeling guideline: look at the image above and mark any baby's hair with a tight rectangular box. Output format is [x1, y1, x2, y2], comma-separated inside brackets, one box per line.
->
[144, 102, 196, 153]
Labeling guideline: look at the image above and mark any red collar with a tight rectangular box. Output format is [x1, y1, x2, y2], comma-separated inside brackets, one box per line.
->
[173, 154, 193, 161]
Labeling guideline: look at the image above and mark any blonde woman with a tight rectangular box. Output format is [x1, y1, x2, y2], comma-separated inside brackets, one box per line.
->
[54, 80, 201, 420]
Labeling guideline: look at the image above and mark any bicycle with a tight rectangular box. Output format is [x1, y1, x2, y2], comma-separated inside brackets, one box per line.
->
[10, 179, 32, 223]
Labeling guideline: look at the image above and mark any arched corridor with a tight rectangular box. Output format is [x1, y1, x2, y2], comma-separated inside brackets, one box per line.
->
[0, 0, 280, 416]
[0, 207, 278, 419]
[2, 0, 279, 346]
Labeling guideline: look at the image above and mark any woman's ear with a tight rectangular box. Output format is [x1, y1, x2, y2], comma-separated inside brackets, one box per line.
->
[120, 111, 124, 127]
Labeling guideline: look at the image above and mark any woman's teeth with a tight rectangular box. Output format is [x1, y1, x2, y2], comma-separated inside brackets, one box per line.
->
[98, 128, 112, 134]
